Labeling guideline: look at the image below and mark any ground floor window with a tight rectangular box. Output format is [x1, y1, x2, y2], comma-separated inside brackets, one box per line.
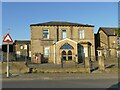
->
[61, 50, 72, 61]
[62, 50, 66, 60]
[44, 47, 50, 58]
[16, 51, 20, 58]
[68, 50, 72, 60]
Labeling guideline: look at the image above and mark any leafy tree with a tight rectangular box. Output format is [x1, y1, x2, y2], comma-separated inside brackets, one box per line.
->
[115, 28, 120, 36]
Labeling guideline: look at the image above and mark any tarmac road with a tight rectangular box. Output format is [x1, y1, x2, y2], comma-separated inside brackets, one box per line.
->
[2, 79, 119, 88]
[2, 73, 119, 88]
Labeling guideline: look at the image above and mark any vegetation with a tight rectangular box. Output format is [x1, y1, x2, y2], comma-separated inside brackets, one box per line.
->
[115, 28, 120, 36]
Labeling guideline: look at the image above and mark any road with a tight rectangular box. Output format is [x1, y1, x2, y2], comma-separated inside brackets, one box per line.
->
[2, 73, 119, 89]
[2, 79, 119, 88]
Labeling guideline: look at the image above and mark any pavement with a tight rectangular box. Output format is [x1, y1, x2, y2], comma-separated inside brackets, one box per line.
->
[1, 72, 118, 81]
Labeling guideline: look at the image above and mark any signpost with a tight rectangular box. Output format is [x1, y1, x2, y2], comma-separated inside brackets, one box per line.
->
[2, 33, 13, 78]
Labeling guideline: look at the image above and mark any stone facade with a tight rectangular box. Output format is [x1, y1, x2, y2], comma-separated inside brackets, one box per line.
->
[96, 27, 118, 58]
[13, 40, 31, 60]
[30, 21, 95, 64]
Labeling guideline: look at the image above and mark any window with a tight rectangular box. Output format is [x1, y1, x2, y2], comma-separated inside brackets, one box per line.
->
[61, 51, 66, 60]
[43, 30, 49, 39]
[60, 43, 73, 49]
[62, 30, 66, 39]
[68, 50, 72, 60]
[44, 47, 50, 58]
[24, 45, 27, 50]
[29, 51, 31, 57]
[79, 30, 84, 39]
[20, 45, 24, 49]
[16, 51, 20, 58]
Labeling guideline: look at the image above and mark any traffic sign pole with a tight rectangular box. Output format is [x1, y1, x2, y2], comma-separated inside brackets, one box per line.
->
[7, 43, 9, 78]
[2, 33, 13, 78]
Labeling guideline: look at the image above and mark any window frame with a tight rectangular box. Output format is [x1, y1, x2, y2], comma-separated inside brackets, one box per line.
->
[43, 29, 49, 39]
[79, 30, 84, 39]
[62, 29, 67, 39]
[44, 47, 50, 58]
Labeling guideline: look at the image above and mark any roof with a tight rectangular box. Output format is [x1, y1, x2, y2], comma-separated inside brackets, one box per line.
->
[98, 27, 117, 36]
[14, 40, 31, 44]
[30, 21, 94, 27]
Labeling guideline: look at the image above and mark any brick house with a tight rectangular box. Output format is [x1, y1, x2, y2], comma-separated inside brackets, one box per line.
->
[30, 21, 95, 64]
[96, 27, 118, 58]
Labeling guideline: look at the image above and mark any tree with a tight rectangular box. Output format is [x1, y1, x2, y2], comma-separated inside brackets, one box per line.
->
[115, 28, 120, 36]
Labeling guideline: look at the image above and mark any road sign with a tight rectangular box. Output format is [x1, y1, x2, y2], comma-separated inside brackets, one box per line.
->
[3, 33, 13, 43]
[2, 33, 13, 78]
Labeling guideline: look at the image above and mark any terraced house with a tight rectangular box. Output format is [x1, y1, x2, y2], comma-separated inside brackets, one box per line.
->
[30, 21, 95, 64]
[96, 27, 118, 58]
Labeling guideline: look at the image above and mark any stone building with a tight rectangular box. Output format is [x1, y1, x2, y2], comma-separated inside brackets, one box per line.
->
[96, 27, 118, 58]
[13, 40, 31, 61]
[30, 21, 95, 64]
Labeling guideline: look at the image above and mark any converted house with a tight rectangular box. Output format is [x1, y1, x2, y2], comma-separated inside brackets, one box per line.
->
[96, 27, 118, 58]
[30, 21, 95, 64]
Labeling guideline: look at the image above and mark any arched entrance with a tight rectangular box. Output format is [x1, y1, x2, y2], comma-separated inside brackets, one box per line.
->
[60, 43, 74, 61]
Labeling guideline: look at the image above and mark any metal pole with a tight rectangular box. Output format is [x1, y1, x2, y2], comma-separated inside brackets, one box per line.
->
[7, 43, 9, 78]
[61, 57, 63, 68]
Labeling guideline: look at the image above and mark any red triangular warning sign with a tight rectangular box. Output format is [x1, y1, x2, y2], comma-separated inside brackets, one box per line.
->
[3, 33, 13, 43]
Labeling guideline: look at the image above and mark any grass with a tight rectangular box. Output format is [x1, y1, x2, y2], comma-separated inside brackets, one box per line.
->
[1, 58, 119, 75]
[104, 68, 119, 73]
[1, 62, 28, 74]
[31, 67, 91, 74]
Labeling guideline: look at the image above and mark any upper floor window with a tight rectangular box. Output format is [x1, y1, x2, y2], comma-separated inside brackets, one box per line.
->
[62, 30, 67, 39]
[43, 30, 49, 39]
[79, 30, 84, 39]
[20, 45, 24, 49]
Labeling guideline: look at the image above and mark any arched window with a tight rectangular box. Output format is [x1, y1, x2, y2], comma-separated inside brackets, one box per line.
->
[68, 50, 72, 55]
[68, 50, 72, 60]
[61, 51, 66, 61]
[60, 43, 73, 49]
